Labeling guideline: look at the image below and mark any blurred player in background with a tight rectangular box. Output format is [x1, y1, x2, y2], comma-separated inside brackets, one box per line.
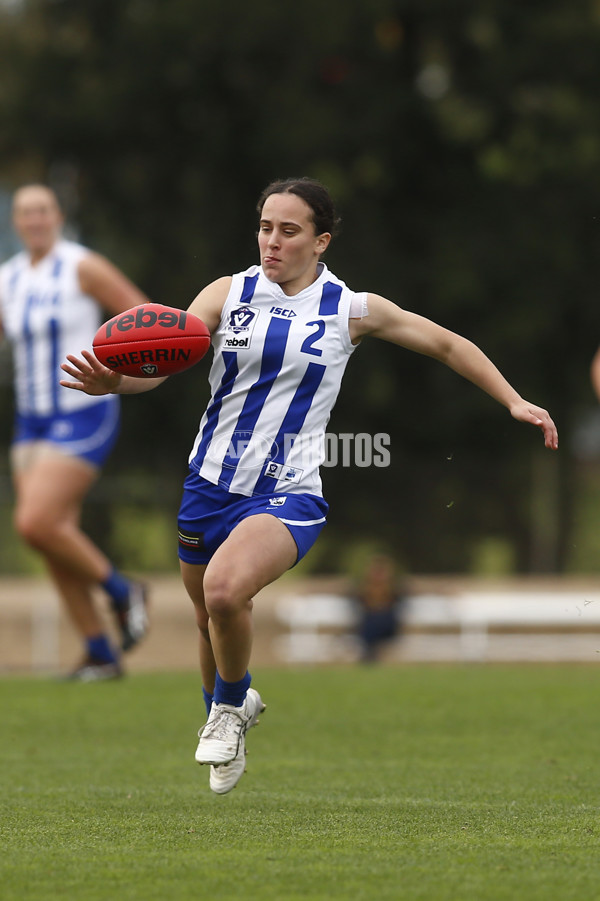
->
[590, 347, 600, 405]
[61, 176, 558, 791]
[354, 553, 405, 663]
[0, 184, 150, 681]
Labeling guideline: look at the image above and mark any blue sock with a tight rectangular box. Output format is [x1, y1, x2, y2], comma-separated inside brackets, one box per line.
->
[202, 686, 214, 717]
[87, 634, 117, 663]
[102, 568, 130, 607]
[213, 671, 251, 707]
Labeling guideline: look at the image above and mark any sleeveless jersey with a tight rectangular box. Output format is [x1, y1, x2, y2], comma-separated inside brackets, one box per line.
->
[188, 263, 364, 498]
[0, 239, 107, 415]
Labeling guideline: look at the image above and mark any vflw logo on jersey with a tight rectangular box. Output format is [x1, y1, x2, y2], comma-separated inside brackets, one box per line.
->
[223, 306, 259, 349]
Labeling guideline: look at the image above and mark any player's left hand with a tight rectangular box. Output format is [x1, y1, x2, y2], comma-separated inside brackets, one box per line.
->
[509, 400, 558, 450]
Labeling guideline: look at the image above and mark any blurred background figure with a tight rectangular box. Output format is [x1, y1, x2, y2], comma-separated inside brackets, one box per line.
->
[590, 346, 600, 406]
[0, 184, 151, 681]
[354, 553, 405, 663]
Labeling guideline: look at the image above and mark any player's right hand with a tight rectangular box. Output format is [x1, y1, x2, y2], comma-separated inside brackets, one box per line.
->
[60, 350, 123, 395]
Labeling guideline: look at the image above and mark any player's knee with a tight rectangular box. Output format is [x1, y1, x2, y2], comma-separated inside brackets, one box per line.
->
[14, 508, 56, 551]
[202, 569, 250, 621]
[14, 509, 44, 549]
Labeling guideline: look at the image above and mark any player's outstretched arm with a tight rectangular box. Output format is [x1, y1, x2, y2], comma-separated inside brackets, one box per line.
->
[351, 293, 558, 450]
[60, 349, 167, 395]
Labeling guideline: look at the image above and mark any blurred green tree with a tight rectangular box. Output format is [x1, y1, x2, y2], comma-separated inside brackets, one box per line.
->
[0, 0, 599, 573]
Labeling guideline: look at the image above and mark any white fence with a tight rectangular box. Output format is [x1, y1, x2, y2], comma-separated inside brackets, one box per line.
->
[275, 589, 600, 663]
[4, 577, 600, 671]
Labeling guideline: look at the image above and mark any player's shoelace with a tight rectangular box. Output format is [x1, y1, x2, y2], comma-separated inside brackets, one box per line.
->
[199, 706, 246, 744]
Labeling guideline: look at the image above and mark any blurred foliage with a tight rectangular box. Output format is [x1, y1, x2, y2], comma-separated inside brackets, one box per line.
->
[1, 0, 600, 573]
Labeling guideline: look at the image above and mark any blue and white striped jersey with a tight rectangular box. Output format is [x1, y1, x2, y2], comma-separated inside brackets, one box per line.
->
[188, 263, 364, 498]
[0, 239, 106, 415]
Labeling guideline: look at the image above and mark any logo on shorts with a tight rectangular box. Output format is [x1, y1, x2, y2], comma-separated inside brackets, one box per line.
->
[49, 420, 74, 439]
[268, 497, 287, 507]
[178, 529, 205, 549]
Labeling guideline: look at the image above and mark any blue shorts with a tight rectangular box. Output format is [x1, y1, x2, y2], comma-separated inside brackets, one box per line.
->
[13, 398, 121, 467]
[177, 470, 328, 565]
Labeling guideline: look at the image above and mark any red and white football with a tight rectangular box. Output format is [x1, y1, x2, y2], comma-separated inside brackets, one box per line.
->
[93, 303, 211, 378]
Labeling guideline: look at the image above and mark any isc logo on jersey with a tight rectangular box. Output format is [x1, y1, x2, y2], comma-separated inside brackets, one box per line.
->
[269, 306, 297, 318]
[223, 306, 259, 349]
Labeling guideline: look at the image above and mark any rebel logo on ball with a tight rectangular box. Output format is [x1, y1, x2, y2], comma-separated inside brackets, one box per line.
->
[92, 303, 211, 379]
[102, 306, 189, 339]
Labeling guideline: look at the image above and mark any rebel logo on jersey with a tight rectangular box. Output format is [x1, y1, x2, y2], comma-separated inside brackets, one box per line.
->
[93, 303, 211, 378]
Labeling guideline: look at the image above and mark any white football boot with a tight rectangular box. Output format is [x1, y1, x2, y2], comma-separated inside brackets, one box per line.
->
[209, 688, 266, 794]
[195, 688, 265, 793]
[114, 580, 149, 652]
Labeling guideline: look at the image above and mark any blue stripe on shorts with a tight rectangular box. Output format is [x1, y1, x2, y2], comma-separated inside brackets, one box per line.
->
[177, 470, 328, 566]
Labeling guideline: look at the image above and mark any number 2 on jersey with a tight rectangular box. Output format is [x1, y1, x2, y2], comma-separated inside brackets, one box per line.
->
[301, 320, 325, 357]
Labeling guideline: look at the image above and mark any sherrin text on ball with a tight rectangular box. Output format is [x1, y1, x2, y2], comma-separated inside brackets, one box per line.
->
[93, 303, 211, 377]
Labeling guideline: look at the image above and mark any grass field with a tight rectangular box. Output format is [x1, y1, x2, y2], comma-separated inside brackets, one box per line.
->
[1, 665, 599, 901]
